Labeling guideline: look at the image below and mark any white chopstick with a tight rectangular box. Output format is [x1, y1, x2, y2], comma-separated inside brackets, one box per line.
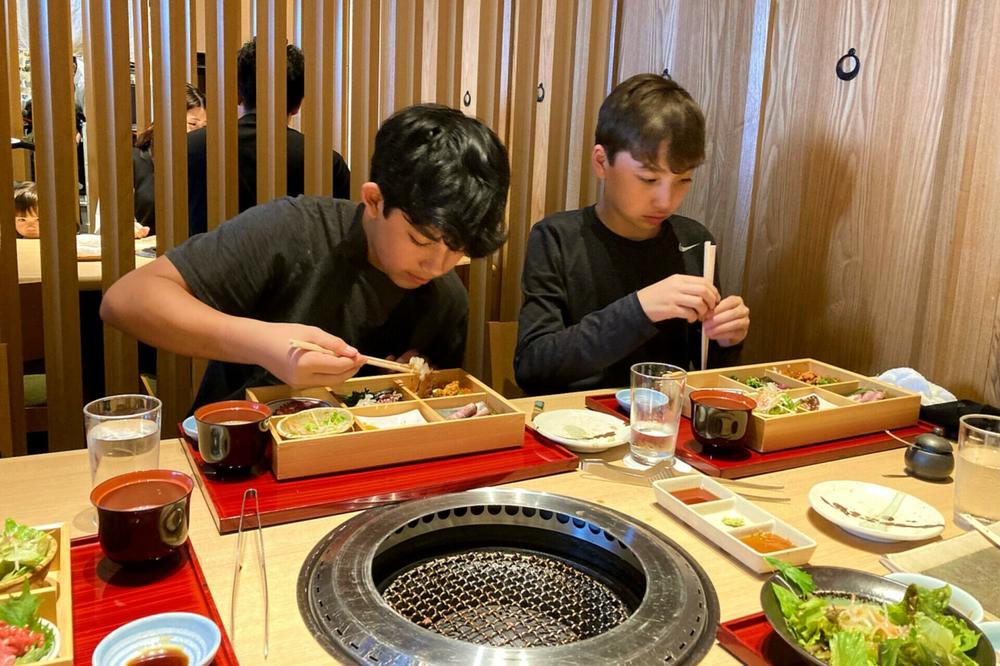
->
[288, 338, 413, 374]
[701, 242, 716, 371]
[960, 512, 1000, 550]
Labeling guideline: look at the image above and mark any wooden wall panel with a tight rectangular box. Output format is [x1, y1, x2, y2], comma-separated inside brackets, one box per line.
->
[0, 1, 22, 456]
[151, 0, 192, 427]
[5, 0, 27, 181]
[915, 1, 1000, 403]
[205, 0, 240, 229]
[347, 0, 381, 195]
[617, 1, 758, 297]
[86, 0, 140, 395]
[131, 0, 152, 132]
[302, 0, 335, 196]
[743, 1, 958, 378]
[80, 0, 100, 225]
[27, 0, 85, 450]
[255, 0, 287, 202]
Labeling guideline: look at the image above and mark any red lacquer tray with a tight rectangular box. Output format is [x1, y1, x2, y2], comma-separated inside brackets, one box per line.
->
[71, 535, 238, 665]
[717, 612, 805, 665]
[585, 394, 933, 478]
[179, 426, 578, 534]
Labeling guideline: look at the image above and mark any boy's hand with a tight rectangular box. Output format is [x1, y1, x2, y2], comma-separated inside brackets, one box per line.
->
[637, 274, 720, 324]
[255, 322, 365, 387]
[703, 295, 750, 347]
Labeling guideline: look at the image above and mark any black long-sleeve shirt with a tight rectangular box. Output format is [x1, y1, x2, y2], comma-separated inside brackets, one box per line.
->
[515, 205, 741, 394]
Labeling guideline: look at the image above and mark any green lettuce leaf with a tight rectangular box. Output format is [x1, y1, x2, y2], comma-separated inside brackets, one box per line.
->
[0, 580, 40, 628]
[0, 519, 49, 583]
[766, 557, 815, 595]
[829, 630, 869, 666]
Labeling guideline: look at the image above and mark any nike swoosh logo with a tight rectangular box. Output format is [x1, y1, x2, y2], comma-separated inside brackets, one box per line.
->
[679, 242, 701, 252]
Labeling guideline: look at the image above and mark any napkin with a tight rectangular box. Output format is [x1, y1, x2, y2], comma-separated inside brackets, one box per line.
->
[877, 367, 957, 406]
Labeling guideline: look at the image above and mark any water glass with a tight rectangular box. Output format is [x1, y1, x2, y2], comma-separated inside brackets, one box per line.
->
[629, 363, 687, 466]
[83, 394, 162, 487]
[955, 414, 1000, 524]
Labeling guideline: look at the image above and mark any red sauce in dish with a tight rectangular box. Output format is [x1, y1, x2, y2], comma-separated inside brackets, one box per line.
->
[739, 531, 795, 553]
[126, 646, 189, 666]
[669, 488, 720, 505]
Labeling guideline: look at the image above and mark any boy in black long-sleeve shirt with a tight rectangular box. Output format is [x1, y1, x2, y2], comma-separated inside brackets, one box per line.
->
[515, 74, 750, 394]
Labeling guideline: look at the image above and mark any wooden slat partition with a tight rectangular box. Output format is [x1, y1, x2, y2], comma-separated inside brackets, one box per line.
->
[347, 0, 380, 194]
[5, 0, 27, 180]
[86, 0, 139, 396]
[205, 0, 240, 229]
[301, 0, 335, 196]
[150, 0, 192, 427]
[80, 1, 100, 227]
[131, 0, 152, 133]
[255, 0, 287, 203]
[187, 0, 198, 85]
[0, 1, 23, 457]
[27, 0, 85, 450]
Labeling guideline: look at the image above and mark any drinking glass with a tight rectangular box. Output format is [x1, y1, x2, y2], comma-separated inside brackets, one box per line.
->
[955, 414, 1000, 524]
[629, 363, 686, 466]
[83, 394, 162, 487]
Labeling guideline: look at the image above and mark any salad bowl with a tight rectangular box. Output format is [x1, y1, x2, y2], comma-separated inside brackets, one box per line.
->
[761, 565, 995, 665]
[0, 522, 58, 593]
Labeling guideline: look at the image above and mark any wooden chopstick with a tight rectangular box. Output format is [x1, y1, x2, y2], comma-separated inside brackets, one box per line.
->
[288, 338, 414, 373]
[700, 242, 716, 371]
[960, 512, 1000, 550]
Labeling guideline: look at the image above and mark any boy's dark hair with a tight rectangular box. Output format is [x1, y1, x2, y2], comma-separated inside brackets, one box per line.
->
[14, 181, 37, 215]
[236, 38, 305, 115]
[596, 73, 705, 173]
[370, 104, 510, 258]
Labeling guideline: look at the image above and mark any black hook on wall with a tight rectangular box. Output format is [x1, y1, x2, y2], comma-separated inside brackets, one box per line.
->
[662, 67, 671, 80]
[463, 90, 471, 107]
[836, 48, 860, 81]
[536, 82, 545, 103]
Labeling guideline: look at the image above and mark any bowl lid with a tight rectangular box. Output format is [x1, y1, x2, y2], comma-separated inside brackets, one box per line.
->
[913, 433, 954, 455]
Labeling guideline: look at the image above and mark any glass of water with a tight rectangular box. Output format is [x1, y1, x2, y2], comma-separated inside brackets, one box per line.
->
[83, 394, 162, 487]
[629, 363, 687, 466]
[955, 414, 1000, 525]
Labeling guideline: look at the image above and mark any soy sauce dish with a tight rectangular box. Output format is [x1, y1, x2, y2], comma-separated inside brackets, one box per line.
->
[91, 612, 221, 666]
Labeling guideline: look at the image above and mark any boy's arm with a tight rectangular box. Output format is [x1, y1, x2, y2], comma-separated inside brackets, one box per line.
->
[100, 256, 365, 387]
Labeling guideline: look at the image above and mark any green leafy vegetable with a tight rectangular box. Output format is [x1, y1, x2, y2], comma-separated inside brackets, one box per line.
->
[0, 519, 50, 584]
[766, 560, 980, 665]
[0, 580, 55, 663]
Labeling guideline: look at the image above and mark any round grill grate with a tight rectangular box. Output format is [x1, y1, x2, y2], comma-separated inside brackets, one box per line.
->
[380, 549, 631, 647]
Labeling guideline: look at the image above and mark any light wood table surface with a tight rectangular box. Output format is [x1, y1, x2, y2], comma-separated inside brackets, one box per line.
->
[16, 236, 156, 290]
[0, 390, 968, 665]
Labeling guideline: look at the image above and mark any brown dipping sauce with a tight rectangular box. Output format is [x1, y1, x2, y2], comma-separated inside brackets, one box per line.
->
[693, 396, 747, 410]
[199, 408, 264, 425]
[126, 646, 189, 666]
[670, 488, 720, 505]
[98, 479, 189, 511]
[739, 530, 795, 553]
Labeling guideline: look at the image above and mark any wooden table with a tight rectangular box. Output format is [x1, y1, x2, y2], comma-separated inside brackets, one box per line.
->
[16, 236, 156, 290]
[0, 390, 970, 665]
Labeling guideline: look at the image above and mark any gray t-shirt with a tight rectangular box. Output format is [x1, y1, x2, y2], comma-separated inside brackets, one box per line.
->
[167, 196, 468, 408]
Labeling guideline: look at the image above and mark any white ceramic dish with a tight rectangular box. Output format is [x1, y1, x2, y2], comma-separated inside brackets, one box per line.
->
[91, 612, 221, 666]
[808, 480, 945, 543]
[182, 415, 198, 441]
[885, 572, 984, 623]
[653, 475, 816, 573]
[531, 409, 628, 453]
[979, 621, 1000, 655]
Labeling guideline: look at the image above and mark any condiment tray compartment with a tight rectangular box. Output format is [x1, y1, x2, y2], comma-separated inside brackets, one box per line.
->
[653, 476, 816, 573]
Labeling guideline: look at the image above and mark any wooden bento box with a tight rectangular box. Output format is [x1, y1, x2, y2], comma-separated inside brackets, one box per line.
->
[247, 369, 526, 479]
[0, 523, 74, 665]
[683, 359, 921, 452]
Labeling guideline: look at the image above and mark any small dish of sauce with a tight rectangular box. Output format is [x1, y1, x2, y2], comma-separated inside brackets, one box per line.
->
[126, 645, 189, 666]
[669, 488, 720, 505]
[738, 530, 795, 553]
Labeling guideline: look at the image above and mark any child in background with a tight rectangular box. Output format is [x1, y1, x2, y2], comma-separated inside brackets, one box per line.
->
[13, 181, 39, 238]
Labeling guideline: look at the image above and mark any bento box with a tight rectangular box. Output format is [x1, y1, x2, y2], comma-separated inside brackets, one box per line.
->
[0, 522, 74, 665]
[683, 359, 920, 452]
[247, 369, 526, 479]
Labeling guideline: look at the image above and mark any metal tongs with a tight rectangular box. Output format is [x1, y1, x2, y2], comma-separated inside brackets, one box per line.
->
[231, 488, 269, 658]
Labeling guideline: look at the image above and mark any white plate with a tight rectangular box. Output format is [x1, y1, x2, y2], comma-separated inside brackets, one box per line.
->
[531, 409, 628, 453]
[808, 480, 945, 542]
[182, 415, 198, 441]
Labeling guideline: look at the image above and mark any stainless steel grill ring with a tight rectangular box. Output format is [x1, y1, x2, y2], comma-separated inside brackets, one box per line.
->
[298, 488, 720, 664]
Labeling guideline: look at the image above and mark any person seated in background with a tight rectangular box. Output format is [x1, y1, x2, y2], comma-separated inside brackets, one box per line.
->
[186, 38, 351, 237]
[514, 74, 751, 394]
[101, 104, 509, 410]
[132, 83, 207, 234]
[13, 181, 39, 238]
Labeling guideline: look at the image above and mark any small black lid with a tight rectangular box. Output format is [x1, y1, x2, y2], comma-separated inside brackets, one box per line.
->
[913, 433, 954, 455]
